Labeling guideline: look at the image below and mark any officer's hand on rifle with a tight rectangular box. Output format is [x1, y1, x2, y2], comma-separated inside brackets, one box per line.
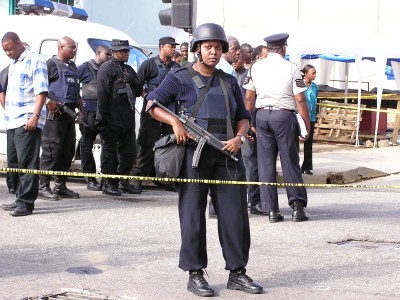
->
[46, 99, 60, 115]
[222, 136, 243, 154]
[172, 120, 193, 145]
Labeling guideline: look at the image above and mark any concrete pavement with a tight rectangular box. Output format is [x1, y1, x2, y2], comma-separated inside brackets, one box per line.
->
[0, 143, 399, 299]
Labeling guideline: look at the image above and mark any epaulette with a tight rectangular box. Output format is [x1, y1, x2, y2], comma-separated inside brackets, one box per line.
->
[296, 78, 306, 88]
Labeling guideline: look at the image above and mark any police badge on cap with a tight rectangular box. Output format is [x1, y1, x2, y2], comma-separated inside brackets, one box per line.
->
[263, 33, 289, 46]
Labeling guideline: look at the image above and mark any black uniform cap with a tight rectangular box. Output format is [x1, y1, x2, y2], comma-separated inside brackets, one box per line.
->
[159, 36, 179, 46]
[263, 33, 289, 46]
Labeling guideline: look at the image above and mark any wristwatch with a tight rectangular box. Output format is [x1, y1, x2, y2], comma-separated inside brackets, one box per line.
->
[236, 134, 246, 144]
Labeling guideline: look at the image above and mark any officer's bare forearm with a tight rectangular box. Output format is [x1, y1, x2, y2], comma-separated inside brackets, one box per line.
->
[236, 119, 249, 137]
[244, 90, 256, 114]
[147, 100, 180, 127]
[294, 92, 311, 131]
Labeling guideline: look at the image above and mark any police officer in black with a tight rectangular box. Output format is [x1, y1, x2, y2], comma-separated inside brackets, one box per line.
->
[77, 45, 111, 191]
[146, 23, 263, 297]
[39, 36, 80, 200]
[96, 39, 142, 196]
[131, 36, 180, 192]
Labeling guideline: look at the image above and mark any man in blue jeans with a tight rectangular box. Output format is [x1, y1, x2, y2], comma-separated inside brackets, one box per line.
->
[1, 31, 48, 216]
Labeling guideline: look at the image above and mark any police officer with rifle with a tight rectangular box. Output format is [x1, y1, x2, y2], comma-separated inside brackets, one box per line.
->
[96, 39, 142, 196]
[39, 36, 81, 201]
[146, 23, 263, 297]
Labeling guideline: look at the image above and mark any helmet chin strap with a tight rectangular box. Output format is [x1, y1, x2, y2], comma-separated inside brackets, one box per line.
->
[196, 50, 212, 69]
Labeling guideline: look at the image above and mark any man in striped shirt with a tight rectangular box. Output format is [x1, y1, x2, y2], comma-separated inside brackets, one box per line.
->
[1, 32, 48, 217]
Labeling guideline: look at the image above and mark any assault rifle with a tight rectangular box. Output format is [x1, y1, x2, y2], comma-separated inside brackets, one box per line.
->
[149, 100, 238, 168]
[117, 82, 136, 111]
[47, 92, 88, 127]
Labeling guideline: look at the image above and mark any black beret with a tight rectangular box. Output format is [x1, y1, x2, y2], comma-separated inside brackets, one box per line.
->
[263, 33, 289, 46]
[159, 36, 179, 46]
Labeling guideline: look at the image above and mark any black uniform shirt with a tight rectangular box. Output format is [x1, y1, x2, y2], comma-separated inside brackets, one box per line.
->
[137, 55, 180, 92]
[97, 57, 142, 129]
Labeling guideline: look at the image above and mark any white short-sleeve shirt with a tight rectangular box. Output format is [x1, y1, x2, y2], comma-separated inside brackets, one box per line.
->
[243, 53, 306, 110]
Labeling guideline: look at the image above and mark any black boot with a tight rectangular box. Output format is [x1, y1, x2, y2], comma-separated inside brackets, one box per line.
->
[131, 180, 142, 193]
[10, 202, 33, 217]
[38, 175, 59, 201]
[87, 178, 101, 191]
[2, 201, 18, 211]
[102, 179, 122, 196]
[118, 179, 141, 194]
[53, 176, 80, 199]
[187, 270, 214, 297]
[292, 201, 309, 222]
[227, 268, 263, 294]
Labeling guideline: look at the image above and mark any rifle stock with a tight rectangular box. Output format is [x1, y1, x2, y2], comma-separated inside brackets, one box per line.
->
[151, 100, 238, 167]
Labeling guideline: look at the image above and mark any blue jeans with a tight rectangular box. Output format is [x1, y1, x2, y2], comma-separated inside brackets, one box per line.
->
[7, 126, 41, 205]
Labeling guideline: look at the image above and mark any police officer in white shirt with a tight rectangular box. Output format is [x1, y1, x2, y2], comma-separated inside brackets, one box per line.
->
[243, 33, 310, 223]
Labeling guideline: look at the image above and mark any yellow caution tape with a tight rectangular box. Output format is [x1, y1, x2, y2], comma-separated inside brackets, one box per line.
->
[1, 168, 399, 189]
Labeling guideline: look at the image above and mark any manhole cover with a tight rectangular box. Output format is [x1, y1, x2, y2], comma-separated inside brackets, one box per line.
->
[66, 266, 103, 274]
[333, 240, 400, 250]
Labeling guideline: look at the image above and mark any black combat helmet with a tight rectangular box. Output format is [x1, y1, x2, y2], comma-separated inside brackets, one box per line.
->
[190, 23, 229, 53]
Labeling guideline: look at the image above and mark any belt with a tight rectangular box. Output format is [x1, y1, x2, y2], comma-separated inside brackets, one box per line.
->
[262, 106, 295, 113]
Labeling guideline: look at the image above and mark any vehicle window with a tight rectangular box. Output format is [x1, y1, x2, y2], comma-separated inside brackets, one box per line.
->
[39, 39, 59, 61]
[88, 38, 148, 72]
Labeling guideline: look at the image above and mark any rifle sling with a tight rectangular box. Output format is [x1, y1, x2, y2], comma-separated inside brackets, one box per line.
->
[217, 70, 234, 140]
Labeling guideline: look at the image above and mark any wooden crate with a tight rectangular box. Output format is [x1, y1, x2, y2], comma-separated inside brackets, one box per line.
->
[314, 101, 367, 143]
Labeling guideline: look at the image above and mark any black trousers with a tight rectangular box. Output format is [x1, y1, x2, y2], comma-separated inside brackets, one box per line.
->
[6, 129, 19, 191]
[100, 124, 135, 176]
[241, 139, 261, 206]
[178, 144, 250, 271]
[256, 109, 307, 211]
[301, 121, 315, 171]
[7, 126, 41, 206]
[133, 114, 173, 176]
[79, 111, 99, 174]
[40, 113, 76, 183]
[132, 114, 162, 176]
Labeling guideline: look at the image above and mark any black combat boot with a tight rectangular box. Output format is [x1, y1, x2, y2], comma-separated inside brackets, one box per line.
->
[187, 270, 214, 297]
[292, 201, 309, 222]
[118, 179, 141, 194]
[131, 180, 142, 193]
[38, 175, 59, 201]
[87, 177, 101, 191]
[102, 179, 122, 196]
[10, 202, 34, 217]
[227, 268, 263, 294]
[53, 176, 80, 199]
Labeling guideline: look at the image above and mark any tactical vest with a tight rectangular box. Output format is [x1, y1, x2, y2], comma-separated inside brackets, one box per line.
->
[147, 58, 177, 92]
[184, 68, 237, 141]
[82, 60, 98, 100]
[49, 57, 79, 105]
[81, 60, 99, 112]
